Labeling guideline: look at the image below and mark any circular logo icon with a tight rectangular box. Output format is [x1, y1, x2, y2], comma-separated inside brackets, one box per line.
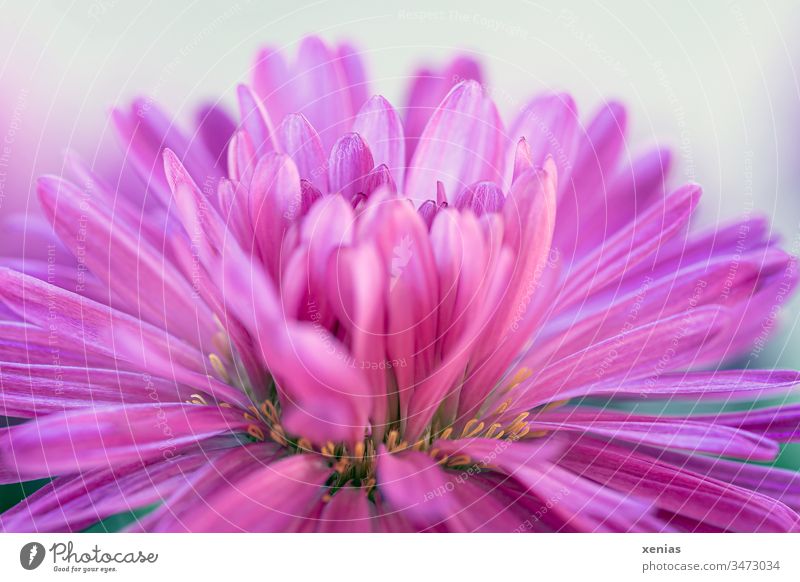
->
[20, 542, 46, 570]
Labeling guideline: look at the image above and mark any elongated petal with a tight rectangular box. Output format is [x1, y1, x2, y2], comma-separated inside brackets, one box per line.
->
[0, 454, 208, 532]
[0, 404, 248, 480]
[558, 183, 701, 309]
[276, 113, 328, 191]
[38, 176, 215, 345]
[561, 439, 800, 532]
[292, 36, 354, 152]
[249, 153, 302, 277]
[508, 93, 578, 184]
[316, 487, 373, 532]
[406, 81, 505, 204]
[0, 363, 189, 418]
[404, 56, 484, 161]
[328, 133, 374, 197]
[506, 306, 729, 412]
[251, 46, 291, 123]
[353, 95, 406, 190]
[237, 84, 278, 157]
[377, 448, 458, 528]
[168, 455, 329, 532]
[336, 42, 369, 113]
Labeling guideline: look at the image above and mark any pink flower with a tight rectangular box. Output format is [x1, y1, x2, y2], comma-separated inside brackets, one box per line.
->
[1, 36, 800, 532]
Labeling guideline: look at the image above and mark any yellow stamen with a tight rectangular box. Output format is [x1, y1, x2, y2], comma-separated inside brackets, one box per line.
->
[269, 428, 288, 446]
[484, 423, 503, 439]
[321, 441, 336, 458]
[464, 421, 485, 438]
[211, 331, 233, 361]
[260, 401, 279, 423]
[493, 399, 511, 415]
[247, 425, 265, 441]
[460, 419, 479, 438]
[447, 454, 472, 467]
[208, 353, 229, 382]
[354, 441, 365, 460]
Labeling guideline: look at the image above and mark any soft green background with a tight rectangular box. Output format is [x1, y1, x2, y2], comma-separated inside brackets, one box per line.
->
[1, 0, 800, 524]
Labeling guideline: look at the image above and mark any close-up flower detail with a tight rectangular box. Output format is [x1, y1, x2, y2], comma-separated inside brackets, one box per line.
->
[1, 35, 800, 532]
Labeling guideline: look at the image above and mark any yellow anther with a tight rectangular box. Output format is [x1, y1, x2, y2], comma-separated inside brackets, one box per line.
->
[209, 353, 229, 381]
[247, 425, 265, 441]
[189, 393, 208, 406]
[506, 412, 530, 431]
[484, 423, 503, 439]
[493, 400, 511, 416]
[211, 331, 233, 361]
[507, 367, 533, 389]
[297, 438, 312, 452]
[386, 430, 400, 451]
[269, 428, 288, 446]
[260, 400, 279, 423]
[526, 429, 548, 438]
[460, 419, 481, 438]
[439, 427, 454, 441]
[513, 425, 532, 439]
[513, 411, 530, 422]
[462, 421, 485, 438]
[354, 441, 365, 460]
[447, 454, 472, 467]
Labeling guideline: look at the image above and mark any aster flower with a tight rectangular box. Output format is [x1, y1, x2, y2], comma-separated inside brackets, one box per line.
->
[1, 36, 800, 533]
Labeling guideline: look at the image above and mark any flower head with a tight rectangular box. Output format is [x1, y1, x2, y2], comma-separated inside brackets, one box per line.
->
[1, 36, 800, 532]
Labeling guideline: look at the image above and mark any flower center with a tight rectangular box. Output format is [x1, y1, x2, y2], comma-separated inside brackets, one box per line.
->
[198, 343, 545, 492]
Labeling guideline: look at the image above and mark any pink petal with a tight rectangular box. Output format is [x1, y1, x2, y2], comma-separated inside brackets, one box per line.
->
[166, 454, 329, 532]
[316, 487, 373, 532]
[38, 176, 215, 346]
[275, 113, 328, 191]
[249, 153, 302, 278]
[328, 132, 374, 197]
[508, 93, 578, 184]
[291, 36, 354, 152]
[237, 84, 277, 157]
[0, 404, 249, 480]
[406, 81, 505, 204]
[353, 95, 406, 190]
[251, 46, 292, 124]
[403, 56, 484, 161]
[335, 42, 369, 114]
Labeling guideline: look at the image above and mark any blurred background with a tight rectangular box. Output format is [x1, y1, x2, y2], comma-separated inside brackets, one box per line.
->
[1, 0, 800, 514]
